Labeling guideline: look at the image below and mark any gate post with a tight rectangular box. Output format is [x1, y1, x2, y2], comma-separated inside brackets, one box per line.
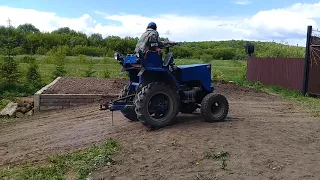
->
[302, 25, 312, 95]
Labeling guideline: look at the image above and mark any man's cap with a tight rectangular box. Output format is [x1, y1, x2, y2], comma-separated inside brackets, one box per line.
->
[147, 22, 157, 30]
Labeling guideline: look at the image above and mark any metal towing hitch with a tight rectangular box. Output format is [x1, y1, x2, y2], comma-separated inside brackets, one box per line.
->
[98, 94, 136, 125]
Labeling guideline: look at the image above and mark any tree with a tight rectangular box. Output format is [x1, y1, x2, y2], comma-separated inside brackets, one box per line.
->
[88, 33, 103, 46]
[17, 23, 40, 34]
[0, 19, 20, 85]
[26, 56, 43, 88]
[51, 46, 68, 79]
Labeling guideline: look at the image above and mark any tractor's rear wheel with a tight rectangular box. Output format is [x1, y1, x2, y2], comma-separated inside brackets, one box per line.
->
[200, 93, 229, 122]
[134, 82, 179, 129]
[119, 84, 138, 121]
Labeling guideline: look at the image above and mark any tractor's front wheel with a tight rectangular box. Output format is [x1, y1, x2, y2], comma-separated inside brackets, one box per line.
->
[201, 93, 229, 122]
[134, 82, 179, 129]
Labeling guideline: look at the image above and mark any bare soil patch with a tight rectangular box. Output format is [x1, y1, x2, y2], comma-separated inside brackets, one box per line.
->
[42, 76, 128, 94]
[1, 78, 319, 180]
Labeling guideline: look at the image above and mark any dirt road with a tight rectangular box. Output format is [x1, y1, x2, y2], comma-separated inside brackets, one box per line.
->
[1, 81, 319, 180]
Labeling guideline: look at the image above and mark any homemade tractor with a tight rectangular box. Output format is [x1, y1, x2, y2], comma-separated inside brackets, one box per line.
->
[99, 43, 229, 129]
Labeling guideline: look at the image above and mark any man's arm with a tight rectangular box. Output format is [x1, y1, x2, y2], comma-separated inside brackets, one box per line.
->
[149, 31, 176, 48]
[161, 41, 177, 45]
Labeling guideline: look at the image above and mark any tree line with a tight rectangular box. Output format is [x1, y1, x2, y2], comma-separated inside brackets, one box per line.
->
[0, 22, 306, 60]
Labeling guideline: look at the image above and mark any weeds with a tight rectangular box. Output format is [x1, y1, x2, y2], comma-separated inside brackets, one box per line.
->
[205, 150, 229, 170]
[0, 138, 120, 180]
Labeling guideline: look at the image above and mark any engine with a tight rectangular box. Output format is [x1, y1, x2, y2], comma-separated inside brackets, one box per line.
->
[179, 86, 202, 103]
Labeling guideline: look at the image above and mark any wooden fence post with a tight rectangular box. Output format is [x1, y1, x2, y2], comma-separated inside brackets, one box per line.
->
[302, 25, 312, 95]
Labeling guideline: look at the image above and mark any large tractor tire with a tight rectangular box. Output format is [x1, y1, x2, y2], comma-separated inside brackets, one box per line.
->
[200, 93, 229, 122]
[134, 82, 180, 129]
[119, 84, 138, 121]
[180, 103, 198, 113]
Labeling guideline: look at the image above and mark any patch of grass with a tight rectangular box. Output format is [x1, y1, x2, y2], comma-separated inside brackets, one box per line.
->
[205, 150, 229, 170]
[0, 138, 119, 180]
[17, 56, 123, 84]
[175, 59, 247, 83]
[0, 99, 11, 110]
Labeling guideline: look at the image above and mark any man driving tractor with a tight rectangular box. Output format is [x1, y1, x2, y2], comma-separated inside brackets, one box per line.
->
[134, 22, 176, 57]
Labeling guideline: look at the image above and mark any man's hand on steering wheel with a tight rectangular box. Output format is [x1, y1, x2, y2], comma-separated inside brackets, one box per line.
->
[163, 41, 177, 45]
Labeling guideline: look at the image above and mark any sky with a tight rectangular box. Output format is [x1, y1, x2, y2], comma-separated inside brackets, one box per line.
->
[0, 0, 320, 46]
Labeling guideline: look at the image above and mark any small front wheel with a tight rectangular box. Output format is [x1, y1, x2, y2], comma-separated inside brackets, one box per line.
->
[200, 93, 229, 122]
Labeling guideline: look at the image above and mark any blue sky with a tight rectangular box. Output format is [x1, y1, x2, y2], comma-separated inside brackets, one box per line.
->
[0, 0, 320, 45]
[1, 0, 319, 17]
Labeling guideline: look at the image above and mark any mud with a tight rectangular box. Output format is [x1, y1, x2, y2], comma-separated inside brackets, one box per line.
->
[0, 79, 319, 180]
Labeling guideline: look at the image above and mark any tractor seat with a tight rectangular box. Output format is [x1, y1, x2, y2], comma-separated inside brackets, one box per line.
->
[141, 51, 163, 67]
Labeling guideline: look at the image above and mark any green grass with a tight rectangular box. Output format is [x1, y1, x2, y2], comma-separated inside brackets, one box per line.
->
[0, 99, 11, 110]
[174, 58, 247, 83]
[2, 55, 247, 85]
[0, 138, 119, 180]
[15, 55, 123, 84]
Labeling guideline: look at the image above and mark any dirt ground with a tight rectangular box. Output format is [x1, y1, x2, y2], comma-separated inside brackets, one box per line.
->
[42, 77, 128, 94]
[1, 79, 320, 180]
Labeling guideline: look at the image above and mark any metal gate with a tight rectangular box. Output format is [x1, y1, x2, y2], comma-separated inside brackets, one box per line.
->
[302, 26, 320, 96]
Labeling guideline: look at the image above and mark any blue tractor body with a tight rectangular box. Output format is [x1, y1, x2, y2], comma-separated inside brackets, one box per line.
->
[177, 64, 214, 92]
[100, 43, 229, 129]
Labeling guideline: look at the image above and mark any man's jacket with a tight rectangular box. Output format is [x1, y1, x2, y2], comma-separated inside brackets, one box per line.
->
[134, 28, 162, 54]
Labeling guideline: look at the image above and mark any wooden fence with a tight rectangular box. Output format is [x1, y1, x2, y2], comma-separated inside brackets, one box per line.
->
[246, 25, 320, 96]
[246, 57, 305, 91]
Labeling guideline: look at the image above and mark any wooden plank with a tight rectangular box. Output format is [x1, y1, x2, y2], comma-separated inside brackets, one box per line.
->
[39, 94, 117, 99]
[33, 77, 61, 114]
[40, 98, 95, 103]
[35, 77, 61, 95]
[40, 101, 94, 106]
[33, 94, 40, 113]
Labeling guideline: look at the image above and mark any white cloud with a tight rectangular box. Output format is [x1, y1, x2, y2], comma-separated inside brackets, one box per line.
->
[0, 2, 320, 46]
[232, 0, 252, 5]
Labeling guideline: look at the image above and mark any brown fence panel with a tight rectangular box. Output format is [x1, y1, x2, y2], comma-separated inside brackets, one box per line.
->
[307, 31, 320, 95]
[246, 57, 305, 91]
[308, 64, 320, 95]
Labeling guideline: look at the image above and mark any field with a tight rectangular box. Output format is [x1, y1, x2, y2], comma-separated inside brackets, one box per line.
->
[14, 55, 247, 84]
[1, 55, 320, 180]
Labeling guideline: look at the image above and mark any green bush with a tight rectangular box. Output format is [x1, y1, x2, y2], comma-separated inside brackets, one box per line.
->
[84, 60, 96, 77]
